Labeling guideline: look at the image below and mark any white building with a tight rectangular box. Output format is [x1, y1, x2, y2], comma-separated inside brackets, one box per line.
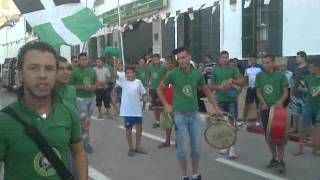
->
[0, 0, 319, 64]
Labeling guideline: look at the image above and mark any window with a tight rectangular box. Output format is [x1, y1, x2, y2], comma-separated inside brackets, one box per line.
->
[242, 0, 282, 57]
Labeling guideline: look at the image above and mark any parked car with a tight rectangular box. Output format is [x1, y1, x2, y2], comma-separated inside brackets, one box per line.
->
[2, 58, 20, 91]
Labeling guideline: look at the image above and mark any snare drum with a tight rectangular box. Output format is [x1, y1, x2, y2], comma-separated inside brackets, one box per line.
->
[204, 113, 236, 149]
[267, 106, 289, 145]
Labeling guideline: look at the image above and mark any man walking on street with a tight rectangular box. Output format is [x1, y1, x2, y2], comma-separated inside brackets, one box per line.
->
[243, 54, 263, 126]
[71, 52, 97, 154]
[0, 42, 88, 179]
[158, 47, 223, 180]
[256, 54, 289, 173]
[94, 57, 111, 119]
[211, 51, 245, 159]
[56, 56, 77, 107]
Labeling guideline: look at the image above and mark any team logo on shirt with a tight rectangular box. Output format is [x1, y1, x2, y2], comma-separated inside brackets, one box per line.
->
[264, 85, 274, 94]
[311, 86, 320, 97]
[182, 85, 193, 97]
[141, 72, 146, 78]
[83, 77, 91, 85]
[152, 72, 158, 79]
[34, 148, 61, 176]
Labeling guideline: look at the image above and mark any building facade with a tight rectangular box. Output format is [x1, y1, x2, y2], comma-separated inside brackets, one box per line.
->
[0, 0, 319, 65]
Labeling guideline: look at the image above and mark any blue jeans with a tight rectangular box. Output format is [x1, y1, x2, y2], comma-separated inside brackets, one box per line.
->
[218, 101, 238, 120]
[302, 105, 320, 128]
[76, 98, 95, 145]
[175, 112, 204, 161]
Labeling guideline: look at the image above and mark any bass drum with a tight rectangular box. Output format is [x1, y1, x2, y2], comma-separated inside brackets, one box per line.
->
[267, 106, 289, 145]
[204, 113, 236, 149]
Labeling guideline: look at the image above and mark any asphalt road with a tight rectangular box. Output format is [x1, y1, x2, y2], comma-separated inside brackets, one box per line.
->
[0, 88, 319, 180]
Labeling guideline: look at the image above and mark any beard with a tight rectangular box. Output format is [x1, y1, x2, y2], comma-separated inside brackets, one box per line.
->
[24, 84, 52, 99]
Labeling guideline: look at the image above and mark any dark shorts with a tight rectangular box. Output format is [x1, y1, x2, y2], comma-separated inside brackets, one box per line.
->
[115, 86, 122, 103]
[261, 109, 270, 133]
[95, 88, 110, 108]
[149, 89, 163, 107]
[124, 116, 143, 129]
[245, 87, 259, 104]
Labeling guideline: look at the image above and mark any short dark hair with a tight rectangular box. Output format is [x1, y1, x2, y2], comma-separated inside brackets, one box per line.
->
[71, 55, 77, 61]
[152, 54, 161, 59]
[17, 41, 58, 71]
[166, 56, 178, 66]
[58, 56, 68, 63]
[220, 51, 229, 56]
[172, 47, 191, 55]
[78, 52, 87, 59]
[125, 66, 136, 73]
[297, 51, 307, 59]
[97, 57, 105, 62]
[263, 54, 275, 61]
[248, 53, 257, 58]
[205, 55, 213, 60]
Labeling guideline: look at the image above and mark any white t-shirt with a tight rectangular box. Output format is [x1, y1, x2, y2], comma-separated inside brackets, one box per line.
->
[244, 67, 262, 88]
[117, 72, 146, 117]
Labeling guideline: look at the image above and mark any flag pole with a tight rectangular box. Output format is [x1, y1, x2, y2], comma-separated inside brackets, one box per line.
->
[117, 0, 125, 67]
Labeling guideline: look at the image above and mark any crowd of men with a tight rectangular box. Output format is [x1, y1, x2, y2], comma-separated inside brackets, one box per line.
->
[0, 41, 319, 180]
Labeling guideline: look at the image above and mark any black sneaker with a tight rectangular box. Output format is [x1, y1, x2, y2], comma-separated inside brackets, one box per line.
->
[266, 159, 278, 169]
[277, 161, 286, 174]
[152, 122, 160, 128]
[192, 174, 202, 180]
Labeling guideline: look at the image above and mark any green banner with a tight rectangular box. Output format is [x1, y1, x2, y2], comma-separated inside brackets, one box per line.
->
[102, 0, 167, 24]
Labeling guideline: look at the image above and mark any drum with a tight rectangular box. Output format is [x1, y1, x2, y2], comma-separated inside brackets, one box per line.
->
[267, 106, 289, 144]
[204, 113, 236, 149]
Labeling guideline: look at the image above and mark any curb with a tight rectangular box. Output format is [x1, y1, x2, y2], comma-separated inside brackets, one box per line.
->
[246, 125, 300, 142]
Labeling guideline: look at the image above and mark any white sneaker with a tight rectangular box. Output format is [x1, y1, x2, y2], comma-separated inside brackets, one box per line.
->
[229, 147, 237, 159]
[219, 149, 228, 155]
[256, 122, 261, 127]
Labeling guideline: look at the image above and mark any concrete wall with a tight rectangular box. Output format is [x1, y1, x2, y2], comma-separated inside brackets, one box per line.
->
[283, 0, 320, 56]
[220, 0, 242, 59]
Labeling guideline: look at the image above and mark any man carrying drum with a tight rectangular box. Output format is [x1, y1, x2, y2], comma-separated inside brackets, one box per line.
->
[256, 54, 289, 173]
[157, 47, 223, 180]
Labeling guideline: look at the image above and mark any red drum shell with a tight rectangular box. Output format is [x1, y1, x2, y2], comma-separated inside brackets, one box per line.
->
[267, 107, 288, 144]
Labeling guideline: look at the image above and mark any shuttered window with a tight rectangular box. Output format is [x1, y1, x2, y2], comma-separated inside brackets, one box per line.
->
[242, 0, 282, 57]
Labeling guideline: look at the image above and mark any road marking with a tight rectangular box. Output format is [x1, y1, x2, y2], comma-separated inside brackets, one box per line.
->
[91, 116, 107, 121]
[89, 166, 112, 180]
[117, 125, 175, 144]
[215, 158, 288, 180]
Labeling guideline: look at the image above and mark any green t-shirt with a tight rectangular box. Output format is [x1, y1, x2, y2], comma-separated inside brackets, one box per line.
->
[148, 65, 166, 89]
[136, 66, 148, 86]
[304, 74, 320, 107]
[211, 66, 242, 102]
[0, 93, 81, 180]
[255, 71, 289, 106]
[71, 67, 97, 98]
[56, 85, 77, 107]
[163, 67, 206, 112]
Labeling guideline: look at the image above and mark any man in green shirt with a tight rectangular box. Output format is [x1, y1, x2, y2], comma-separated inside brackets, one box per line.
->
[158, 47, 222, 180]
[136, 57, 148, 111]
[210, 51, 245, 159]
[148, 54, 167, 128]
[0, 42, 88, 179]
[56, 56, 77, 107]
[256, 54, 289, 173]
[296, 60, 320, 156]
[71, 52, 97, 154]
